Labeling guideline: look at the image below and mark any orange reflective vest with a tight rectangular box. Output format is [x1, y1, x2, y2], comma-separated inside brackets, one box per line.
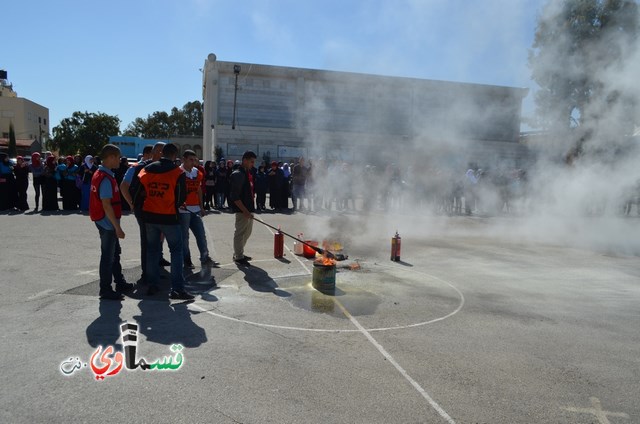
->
[138, 167, 183, 215]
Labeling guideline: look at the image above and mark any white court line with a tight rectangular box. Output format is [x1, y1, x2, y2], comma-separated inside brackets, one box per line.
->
[333, 297, 456, 424]
[259, 223, 457, 423]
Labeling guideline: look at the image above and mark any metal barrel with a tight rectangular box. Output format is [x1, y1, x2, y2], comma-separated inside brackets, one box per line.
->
[312, 264, 336, 294]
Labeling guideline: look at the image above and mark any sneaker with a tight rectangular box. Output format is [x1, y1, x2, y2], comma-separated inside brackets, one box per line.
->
[147, 285, 160, 296]
[170, 290, 195, 300]
[201, 256, 220, 267]
[115, 282, 135, 293]
[159, 258, 171, 267]
[100, 291, 124, 301]
[184, 261, 195, 270]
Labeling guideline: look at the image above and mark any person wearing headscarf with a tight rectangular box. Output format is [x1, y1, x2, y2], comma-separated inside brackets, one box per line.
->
[79, 155, 97, 211]
[0, 151, 17, 211]
[42, 155, 59, 211]
[28, 152, 46, 210]
[58, 155, 79, 210]
[13, 156, 30, 211]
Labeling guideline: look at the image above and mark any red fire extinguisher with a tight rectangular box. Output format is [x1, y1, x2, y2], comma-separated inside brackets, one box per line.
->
[391, 231, 401, 262]
[274, 229, 284, 258]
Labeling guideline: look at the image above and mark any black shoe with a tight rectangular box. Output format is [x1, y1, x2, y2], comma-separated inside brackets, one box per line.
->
[159, 258, 171, 267]
[201, 256, 220, 267]
[170, 290, 195, 300]
[243, 255, 252, 261]
[100, 291, 124, 301]
[116, 282, 135, 293]
[234, 256, 251, 266]
[184, 261, 195, 270]
[147, 285, 160, 296]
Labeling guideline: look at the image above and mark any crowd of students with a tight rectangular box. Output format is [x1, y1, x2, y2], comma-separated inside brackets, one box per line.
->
[0, 151, 101, 212]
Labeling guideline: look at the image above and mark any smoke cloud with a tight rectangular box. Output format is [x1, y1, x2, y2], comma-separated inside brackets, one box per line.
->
[289, 0, 640, 257]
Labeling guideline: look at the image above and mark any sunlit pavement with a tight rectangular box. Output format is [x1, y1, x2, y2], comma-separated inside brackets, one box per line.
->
[1, 201, 639, 424]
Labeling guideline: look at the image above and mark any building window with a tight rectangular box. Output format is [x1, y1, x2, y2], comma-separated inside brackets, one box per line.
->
[44, 118, 47, 125]
[39, 117, 42, 124]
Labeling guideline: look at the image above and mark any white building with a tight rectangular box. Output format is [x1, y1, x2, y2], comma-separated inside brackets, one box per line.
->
[202, 54, 528, 169]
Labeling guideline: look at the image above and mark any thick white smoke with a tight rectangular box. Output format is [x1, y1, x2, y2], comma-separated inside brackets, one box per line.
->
[290, 1, 640, 257]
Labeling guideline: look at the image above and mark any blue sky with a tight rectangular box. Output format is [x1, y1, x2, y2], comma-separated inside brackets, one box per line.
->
[4, 0, 545, 132]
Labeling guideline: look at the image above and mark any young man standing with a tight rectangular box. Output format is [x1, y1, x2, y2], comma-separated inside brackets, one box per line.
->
[90, 144, 134, 300]
[229, 151, 256, 265]
[136, 143, 193, 300]
[120, 143, 171, 285]
[179, 150, 218, 269]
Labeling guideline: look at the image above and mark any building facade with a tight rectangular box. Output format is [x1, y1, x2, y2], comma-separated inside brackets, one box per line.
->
[0, 72, 49, 145]
[202, 54, 529, 169]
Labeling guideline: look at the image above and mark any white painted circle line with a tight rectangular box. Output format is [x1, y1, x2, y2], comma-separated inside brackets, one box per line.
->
[197, 232, 464, 333]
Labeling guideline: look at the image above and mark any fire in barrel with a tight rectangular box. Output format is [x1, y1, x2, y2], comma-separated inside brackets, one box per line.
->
[312, 255, 337, 294]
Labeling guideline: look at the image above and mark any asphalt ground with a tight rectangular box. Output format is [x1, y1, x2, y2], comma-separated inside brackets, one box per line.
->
[1, 188, 639, 424]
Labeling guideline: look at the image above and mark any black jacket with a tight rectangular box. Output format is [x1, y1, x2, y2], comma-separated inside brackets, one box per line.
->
[229, 167, 255, 213]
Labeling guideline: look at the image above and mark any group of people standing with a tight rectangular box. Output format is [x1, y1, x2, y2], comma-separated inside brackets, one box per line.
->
[0, 150, 99, 212]
[201, 158, 306, 213]
[91, 142, 247, 301]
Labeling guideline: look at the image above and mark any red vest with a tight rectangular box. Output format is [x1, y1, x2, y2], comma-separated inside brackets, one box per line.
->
[90, 170, 122, 221]
[184, 169, 203, 206]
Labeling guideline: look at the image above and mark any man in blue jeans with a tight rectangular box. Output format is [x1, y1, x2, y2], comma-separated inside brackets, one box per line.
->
[135, 143, 193, 300]
[179, 150, 218, 269]
[89, 144, 134, 300]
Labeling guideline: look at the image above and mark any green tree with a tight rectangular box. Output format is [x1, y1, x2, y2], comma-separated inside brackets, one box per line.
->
[50, 111, 121, 156]
[124, 101, 203, 138]
[8, 121, 17, 157]
[529, 0, 639, 150]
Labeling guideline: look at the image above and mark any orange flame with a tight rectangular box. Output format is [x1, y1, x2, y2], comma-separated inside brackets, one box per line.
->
[314, 254, 336, 266]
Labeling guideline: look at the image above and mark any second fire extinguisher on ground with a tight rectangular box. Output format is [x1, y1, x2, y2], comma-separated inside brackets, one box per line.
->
[391, 231, 401, 262]
[274, 229, 284, 258]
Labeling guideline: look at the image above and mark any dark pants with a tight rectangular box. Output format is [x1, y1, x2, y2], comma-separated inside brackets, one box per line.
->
[256, 190, 267, 210]
[96, 224, 126, 295]
[33, 176, 45, 209]
[205, 186, 215, 208]
[145, 223, 185, 291]
[135, 214, 148, 282]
